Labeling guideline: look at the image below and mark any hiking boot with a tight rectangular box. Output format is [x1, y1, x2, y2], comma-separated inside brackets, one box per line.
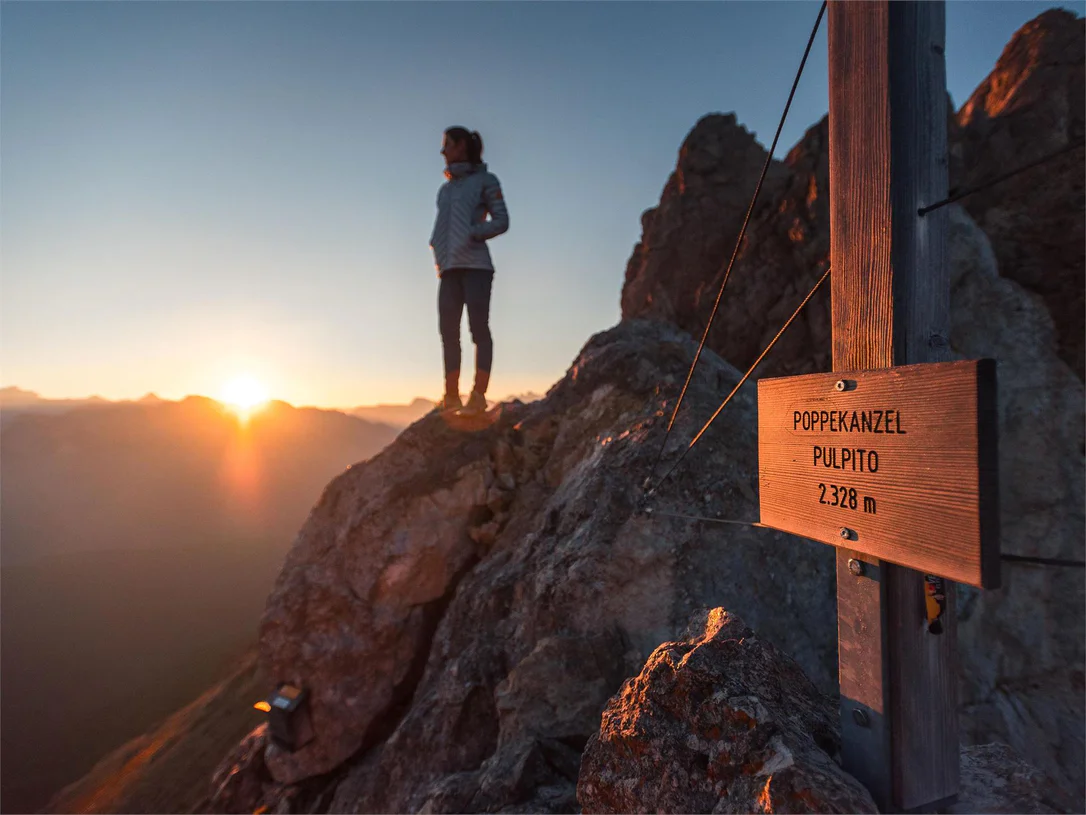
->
[459, 391, 488, 415]
[435, 392, 462, 412]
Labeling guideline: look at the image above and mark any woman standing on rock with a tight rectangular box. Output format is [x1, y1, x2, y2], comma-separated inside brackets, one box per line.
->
[430, 126, 509, 414]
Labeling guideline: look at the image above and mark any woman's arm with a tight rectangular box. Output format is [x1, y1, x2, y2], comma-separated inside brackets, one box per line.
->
[471, 176, 509, 241]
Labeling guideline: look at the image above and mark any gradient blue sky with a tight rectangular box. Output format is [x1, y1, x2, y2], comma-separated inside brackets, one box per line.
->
[3, 1, 1080, 408]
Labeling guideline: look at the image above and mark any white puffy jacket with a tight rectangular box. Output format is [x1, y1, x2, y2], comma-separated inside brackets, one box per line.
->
[430, 161, 509, 275]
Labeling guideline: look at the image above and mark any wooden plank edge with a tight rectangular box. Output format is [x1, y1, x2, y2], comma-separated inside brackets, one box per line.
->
[976, 357, 1001, 589]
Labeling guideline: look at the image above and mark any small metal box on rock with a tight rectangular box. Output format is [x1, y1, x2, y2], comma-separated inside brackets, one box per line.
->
[253, 684, 315, 751]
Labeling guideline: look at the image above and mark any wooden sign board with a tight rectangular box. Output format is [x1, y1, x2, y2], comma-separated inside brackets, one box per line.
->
[758, 360, 999, 588]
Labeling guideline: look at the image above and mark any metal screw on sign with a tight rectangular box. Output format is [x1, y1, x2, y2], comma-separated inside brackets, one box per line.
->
[852, 708, 870, 728]
[840, 527, 854, 541]
[834, 379, 856, 392]
[847, 558, 864, 577]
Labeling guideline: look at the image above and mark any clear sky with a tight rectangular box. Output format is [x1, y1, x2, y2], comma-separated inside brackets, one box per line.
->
[3, 1, 1080, 408]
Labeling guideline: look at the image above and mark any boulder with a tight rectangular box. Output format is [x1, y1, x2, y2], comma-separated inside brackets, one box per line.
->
[576, 608, 878, 814]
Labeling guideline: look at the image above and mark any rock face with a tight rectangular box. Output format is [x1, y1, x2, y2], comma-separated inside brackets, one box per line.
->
[952, 742, 1081, 815]
[577, 608, 878, 814]
[951, 9, 1085, 379]
[241, 319, 838, 812]
[946, 202, 1086, 799]
[207, 724, 275, 815]
[257, 406, 510, 784]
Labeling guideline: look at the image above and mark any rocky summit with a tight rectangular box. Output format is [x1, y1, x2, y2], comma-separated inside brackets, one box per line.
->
[193, 10, 1084, 814]
[214, 318, 839, 813]
[209, 191, 1082, 810]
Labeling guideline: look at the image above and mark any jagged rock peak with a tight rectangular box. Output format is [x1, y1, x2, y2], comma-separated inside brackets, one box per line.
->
[675, 112, 770, 182]
[951, 8, 1085, 378]
[958, 8, 1085, 128]
[620, 112, 787, 335]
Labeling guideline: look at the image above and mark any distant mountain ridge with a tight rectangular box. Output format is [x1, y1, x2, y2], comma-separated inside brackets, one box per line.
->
[347, 392, 543, 427]
[42, 651, 266, 815]
[2, 388, 544, 430]
[1, 394, 399, 565]
[0, 387, 114, 428]
[0, 385, 110, 405]
[347, 397, 437, 427]
[0, 385, 162, 410]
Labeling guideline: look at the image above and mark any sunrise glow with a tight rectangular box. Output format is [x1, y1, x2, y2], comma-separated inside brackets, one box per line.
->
[220, 376, 269, 415]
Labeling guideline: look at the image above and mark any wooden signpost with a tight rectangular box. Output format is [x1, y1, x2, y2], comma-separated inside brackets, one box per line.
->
[757, 2, 1001, 811]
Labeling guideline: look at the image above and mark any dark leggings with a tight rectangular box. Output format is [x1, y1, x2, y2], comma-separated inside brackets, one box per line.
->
[438, 268, 493, 377]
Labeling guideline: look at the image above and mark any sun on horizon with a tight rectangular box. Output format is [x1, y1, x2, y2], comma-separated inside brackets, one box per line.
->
[219, 375, 270, 417]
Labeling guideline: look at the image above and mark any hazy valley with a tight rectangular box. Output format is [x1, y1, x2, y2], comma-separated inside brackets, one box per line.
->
[0, 393, 400, 812]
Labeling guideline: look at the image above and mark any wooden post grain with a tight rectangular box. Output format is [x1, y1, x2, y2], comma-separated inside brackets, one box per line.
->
[827, 1, 957, 810]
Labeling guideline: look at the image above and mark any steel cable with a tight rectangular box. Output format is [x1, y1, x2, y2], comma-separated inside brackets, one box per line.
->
[648, 0, 828, 485]
[646, 264, 831, 498]
[918, 141, 1085, 216]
